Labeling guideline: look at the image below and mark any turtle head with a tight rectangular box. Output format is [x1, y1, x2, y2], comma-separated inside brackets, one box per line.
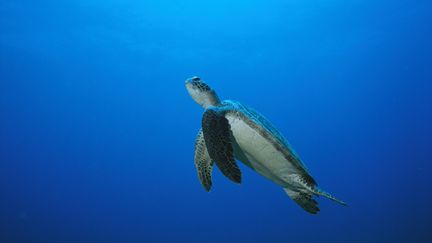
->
[185, 76, 221, 108]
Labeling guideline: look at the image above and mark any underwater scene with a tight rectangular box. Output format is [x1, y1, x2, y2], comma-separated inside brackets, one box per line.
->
[1, 0, 431, 242]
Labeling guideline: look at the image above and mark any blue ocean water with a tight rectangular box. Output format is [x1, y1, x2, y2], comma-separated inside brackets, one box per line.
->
[1, 0, 431, 242]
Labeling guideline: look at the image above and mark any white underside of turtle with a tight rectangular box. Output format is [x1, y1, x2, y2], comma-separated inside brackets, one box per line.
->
[186, 76, 346, 214]
[227, 112, 302, 188]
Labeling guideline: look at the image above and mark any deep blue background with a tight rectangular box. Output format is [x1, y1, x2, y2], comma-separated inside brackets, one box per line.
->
[1, 0, 431, 242]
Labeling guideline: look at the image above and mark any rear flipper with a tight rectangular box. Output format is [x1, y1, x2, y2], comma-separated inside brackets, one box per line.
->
[284, 187, 347, 214]
[284, 188, 320, 214]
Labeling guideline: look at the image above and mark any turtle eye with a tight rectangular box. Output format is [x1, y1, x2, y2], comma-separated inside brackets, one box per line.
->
[198, 82, 210, 91]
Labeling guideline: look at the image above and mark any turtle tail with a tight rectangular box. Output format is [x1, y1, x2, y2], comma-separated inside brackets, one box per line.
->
[293, 174, 347, 206]
[314, 187, 347, 206]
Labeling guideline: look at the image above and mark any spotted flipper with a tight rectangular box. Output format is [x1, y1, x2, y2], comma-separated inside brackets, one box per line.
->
[194, 129, 213, 191]
[202, 108, 241, 183]
[284, 188, 320, 214]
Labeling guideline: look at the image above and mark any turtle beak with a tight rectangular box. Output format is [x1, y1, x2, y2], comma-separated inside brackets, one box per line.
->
[185, 79, 193, 89]
[185, 76, 200, 89]
[185, 78, 195, 94]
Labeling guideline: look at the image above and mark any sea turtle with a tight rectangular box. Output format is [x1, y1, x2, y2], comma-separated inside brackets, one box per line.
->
[186, 76, 346, 214]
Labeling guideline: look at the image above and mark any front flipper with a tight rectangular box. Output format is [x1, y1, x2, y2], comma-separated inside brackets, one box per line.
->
[194, 129, 213, 191]
[202, 108, 241, 183]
